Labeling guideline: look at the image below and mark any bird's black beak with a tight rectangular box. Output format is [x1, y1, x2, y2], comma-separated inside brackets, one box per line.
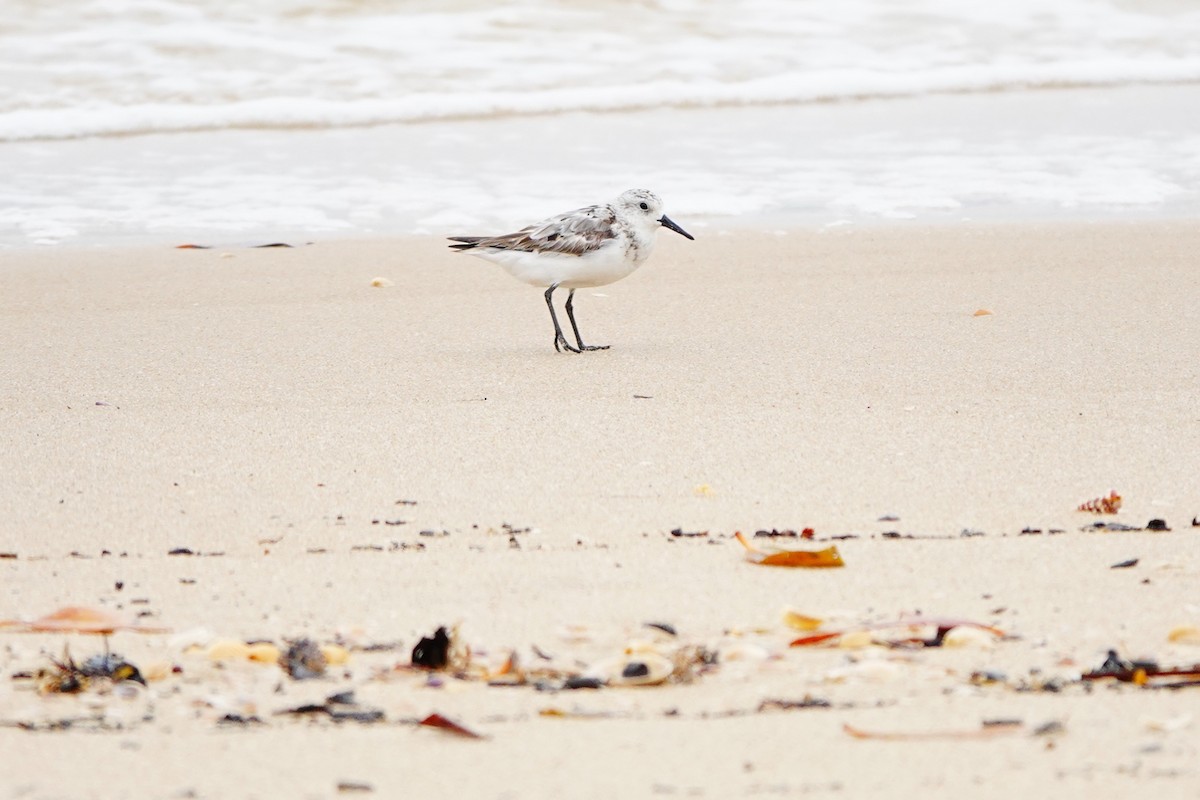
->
[658, 215, 694, 240]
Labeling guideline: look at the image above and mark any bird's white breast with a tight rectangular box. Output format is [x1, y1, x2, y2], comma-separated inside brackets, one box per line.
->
[470, 230, 655, 289]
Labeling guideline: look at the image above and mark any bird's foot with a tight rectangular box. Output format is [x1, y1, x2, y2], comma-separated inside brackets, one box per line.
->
[578, 344, 609, 351]
[554, 333, 581, 353]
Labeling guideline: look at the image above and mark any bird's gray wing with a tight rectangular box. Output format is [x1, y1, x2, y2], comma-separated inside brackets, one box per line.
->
[448, 204, 617, 256]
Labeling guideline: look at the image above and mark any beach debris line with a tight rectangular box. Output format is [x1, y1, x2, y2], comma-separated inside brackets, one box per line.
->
[1080, 518, 1172, 533]
[734, 531, 844, 568]
[278, 691, 385, 723]
[1077, 491, 1122, 514]
[1080, 521, 1140, 532]
[168, 547, 225, 557]
[0, 609, 1037, 737]
[396, 622, 716, 691]
[1081, 649, 1200, 688]
[789, 617, 1005, 649]
[669, 528, 709, 538]
[754, 528, 815, 539]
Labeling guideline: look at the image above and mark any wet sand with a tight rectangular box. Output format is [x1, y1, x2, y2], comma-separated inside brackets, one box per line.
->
[2, 223, 1199, 798]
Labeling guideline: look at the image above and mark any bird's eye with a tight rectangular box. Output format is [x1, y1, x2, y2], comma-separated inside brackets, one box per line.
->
[639, 202, 649, 210]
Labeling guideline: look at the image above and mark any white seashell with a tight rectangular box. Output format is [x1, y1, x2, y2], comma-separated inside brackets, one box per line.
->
[614, 654, 673, 687]
[942, 626, 998, 649]
[592, 653, 674, 687]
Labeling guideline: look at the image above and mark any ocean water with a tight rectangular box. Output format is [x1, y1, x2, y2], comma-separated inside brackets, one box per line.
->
[2, 0, 1199, 246]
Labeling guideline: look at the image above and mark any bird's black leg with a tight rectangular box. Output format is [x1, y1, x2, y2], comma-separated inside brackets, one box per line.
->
[545, 283, 579, 353]
[565, 289, 609, 351]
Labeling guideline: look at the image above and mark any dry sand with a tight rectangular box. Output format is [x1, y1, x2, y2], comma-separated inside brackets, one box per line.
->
[2, 223, 1199, 798]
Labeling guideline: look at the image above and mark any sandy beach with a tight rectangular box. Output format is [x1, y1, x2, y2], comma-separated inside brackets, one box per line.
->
[2, 223, 1199, 798]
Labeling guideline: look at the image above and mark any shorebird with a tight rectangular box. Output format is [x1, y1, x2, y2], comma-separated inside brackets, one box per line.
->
[448, 189, 694, 352]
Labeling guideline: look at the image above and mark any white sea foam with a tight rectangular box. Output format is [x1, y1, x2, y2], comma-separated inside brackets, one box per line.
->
[2, 0, 1200, 141]
[2, 86, 1197, 248]
[3, 2, 1199, 246]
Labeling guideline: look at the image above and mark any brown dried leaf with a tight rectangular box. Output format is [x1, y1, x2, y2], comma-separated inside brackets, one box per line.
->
[418, 713, 485, 739]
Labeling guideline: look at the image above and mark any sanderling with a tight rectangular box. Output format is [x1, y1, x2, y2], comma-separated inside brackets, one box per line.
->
[448, 189, 694, 353]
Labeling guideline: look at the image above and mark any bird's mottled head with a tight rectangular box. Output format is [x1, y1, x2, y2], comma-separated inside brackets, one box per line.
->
[616, 188, 664, 219]
[615, 189, 694, 241]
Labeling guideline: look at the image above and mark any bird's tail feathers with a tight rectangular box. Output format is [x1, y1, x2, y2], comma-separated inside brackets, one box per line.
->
[447, 236, 483, 251]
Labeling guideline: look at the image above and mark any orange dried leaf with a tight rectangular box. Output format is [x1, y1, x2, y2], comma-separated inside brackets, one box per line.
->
[1167, 626, 1200, 645]
[789, 631, 845, 647]
[760, 548, 844, 567]
[1077, 490, 1122, 514]
[782, 610, 824, 632]
[734, 531, 844, 568]
[0, 606, 168, 635]
[418, 713, 485, 739]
